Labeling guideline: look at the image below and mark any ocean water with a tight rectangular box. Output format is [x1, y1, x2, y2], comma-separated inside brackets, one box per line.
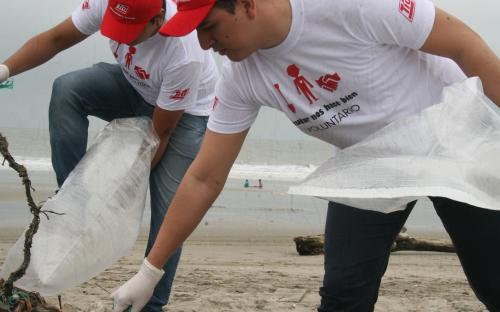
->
[2, 0, 499, 242]
[0, 127, 447, 238]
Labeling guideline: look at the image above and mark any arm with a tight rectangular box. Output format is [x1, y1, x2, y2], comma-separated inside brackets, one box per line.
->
[147, 128, 248, 267]
[152, 62, 204, 167]
[2, 17, 88, 77]
[150, 106, 184, 168]
[420, 7, 500, 106]
[112, 128, 248, 312]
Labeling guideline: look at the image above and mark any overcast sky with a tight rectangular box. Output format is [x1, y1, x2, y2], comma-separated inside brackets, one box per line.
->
[0, 0, 499, 141]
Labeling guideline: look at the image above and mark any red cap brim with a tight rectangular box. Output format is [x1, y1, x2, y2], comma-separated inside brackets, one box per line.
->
[101, 8, 148, 44]
[159, 3, 215, 37]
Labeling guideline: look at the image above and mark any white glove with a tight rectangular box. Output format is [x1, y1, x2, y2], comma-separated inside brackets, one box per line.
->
[111, 258, 164, 312]
[0, 64, 9, 84]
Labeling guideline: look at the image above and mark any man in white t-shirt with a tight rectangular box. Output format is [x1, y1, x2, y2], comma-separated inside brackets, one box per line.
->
[111, 0, 500, 311]
[0, 0, 218, 310]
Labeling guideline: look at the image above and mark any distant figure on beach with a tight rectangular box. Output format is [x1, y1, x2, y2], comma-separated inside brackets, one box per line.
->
[112, 0, 500, 312]
[0, 0, 218, 310]
[243, 179, 262, 188]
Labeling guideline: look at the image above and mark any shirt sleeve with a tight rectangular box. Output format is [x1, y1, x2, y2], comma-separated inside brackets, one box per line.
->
[156, 62, 203, 111]
[71, 0, 105, 36]
[207, 62, 260, 134]
[349, 0, 436, 49]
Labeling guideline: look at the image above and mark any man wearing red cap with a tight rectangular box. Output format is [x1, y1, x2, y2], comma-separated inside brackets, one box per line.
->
[111, 0, 500, 311]
[0, 0, 218, 311]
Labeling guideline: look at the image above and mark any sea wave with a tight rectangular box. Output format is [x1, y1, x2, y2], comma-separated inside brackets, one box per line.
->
[1, 156, 316, 181]
[228, 163, 316, 181]
[0, 156, 53, 172]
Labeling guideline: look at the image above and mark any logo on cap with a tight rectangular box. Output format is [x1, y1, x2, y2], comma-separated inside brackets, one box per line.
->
[114, 3, 130, 15]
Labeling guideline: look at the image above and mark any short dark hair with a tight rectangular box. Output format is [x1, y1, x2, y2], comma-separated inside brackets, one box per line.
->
[215, 0, 236, 14]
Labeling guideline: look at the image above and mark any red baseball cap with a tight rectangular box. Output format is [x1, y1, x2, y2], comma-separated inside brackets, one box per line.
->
[160, 0, 216, 37]
[101, 0, 162, 44]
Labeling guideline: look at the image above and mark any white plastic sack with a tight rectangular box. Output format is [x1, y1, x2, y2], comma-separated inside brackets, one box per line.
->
[289, 78, 500, 213]
[1, 117, 159, 295]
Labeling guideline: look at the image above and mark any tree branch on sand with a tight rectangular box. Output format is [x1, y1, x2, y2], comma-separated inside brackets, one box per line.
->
[0, 133, 61, 312]
[293, 227, 455, 256]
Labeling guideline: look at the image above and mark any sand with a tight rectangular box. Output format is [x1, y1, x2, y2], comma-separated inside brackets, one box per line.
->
[0, 228, 487, 312]
[0, 177, 487, 311]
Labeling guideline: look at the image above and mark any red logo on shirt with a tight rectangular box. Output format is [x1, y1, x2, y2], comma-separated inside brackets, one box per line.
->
[170, 89, 190, 100]
[113, 43, 122, 58]
[316, 72, 341, 92]
[273, 83, 296, 113]
[399, 0, 415, 22]
[125, 46, 136, 69]
[134, 66, 150, 80]
[82, 0, 89, 9]
[212, 96, 219, 110]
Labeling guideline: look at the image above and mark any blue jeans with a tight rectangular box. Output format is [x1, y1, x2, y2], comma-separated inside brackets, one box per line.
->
[319, 198, 500, 312]
[48, 63, 208, 312]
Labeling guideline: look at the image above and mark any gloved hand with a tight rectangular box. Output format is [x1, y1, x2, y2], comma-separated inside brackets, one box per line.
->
[111, 258, 164, 312]
[0, 64, 9, 84]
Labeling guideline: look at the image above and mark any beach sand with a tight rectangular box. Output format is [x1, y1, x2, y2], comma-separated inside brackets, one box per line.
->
[0, 175, 487, 312]
[0, 227, 487, 312]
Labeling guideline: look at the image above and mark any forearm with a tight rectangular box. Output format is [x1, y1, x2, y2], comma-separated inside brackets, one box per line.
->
[146, 169, 225, 268]
[4, 32, 66, 76]
[3, 17, 86, 77]
[151, 136, 169, 168]
[150, 108, 184, 168]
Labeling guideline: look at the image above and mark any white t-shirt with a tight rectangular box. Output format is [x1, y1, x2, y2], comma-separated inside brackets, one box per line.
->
[209, 0, 466, 148]
[72, 0, 218, 116]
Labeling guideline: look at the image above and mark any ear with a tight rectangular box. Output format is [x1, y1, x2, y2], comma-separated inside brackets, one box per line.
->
[240, 0, 256, 19]
[151, 9, 165, 26]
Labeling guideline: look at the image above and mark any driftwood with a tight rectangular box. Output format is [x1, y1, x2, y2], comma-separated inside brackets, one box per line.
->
[294, 228, 455, 256]
[293, 235, 325, 256]
[391, 232, 455, 253]
[0, 133, 61, 312]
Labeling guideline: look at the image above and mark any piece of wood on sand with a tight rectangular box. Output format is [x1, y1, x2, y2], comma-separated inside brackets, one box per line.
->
[294, 228, 455, 256]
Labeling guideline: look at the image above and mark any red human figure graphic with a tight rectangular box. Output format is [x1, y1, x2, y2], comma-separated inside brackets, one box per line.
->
[287, 64, 318, 104]
[113, 43, 122, 58]
[125, 46, 136, 69]
[273, 83, 296, 113]
[82, 0, 90, 9]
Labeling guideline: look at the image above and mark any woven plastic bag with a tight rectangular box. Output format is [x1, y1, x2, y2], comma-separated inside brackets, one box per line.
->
[1, 117, 159, 295]
[289, 78, 500, 213]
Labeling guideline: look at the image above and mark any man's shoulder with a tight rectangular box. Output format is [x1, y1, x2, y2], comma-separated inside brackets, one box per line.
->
[165, 32, 207, 62]
[304, 0, 360, 15]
